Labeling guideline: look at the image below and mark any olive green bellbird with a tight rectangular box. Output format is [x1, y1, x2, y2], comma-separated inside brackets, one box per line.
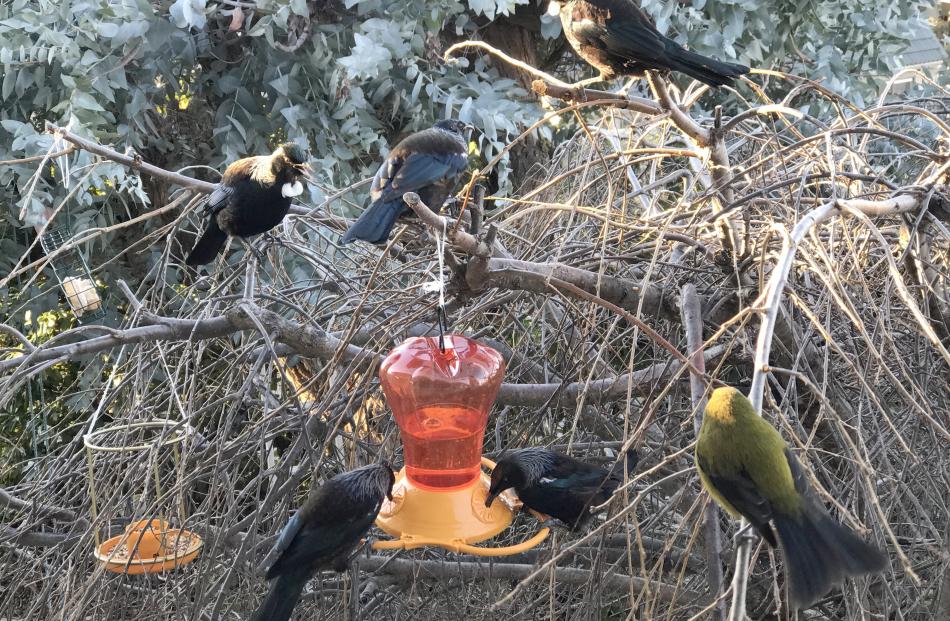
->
[696, 387, 886, 610]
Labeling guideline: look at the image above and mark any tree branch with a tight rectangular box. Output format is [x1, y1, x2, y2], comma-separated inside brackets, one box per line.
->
[0, 309, 731, 409]
[679, 284, 725, 621]
[0, 488, 87, 526]
[358, 554, 698, 604]
[46, 122, 217, 194]
[402, 191, 676, 321]
[531, 80, 662, 114]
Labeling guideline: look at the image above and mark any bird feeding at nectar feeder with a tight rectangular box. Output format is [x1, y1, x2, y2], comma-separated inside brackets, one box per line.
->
[372, 334, 550, 555]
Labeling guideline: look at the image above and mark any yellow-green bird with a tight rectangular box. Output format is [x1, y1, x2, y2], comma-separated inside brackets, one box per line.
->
[696, 387, 886, 610]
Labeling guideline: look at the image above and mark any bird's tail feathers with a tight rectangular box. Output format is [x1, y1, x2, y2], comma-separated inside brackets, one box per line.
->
[248, 571, 308, 621]
[773, 503, 886, 610]
[341, 198, 405, 245]
[666, 45, 749, 88]
[186, 219, 227, 266]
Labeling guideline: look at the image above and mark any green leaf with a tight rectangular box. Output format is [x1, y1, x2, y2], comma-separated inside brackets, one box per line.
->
[269, 74, 289, 96]
[73, 90, 106, 112]
[228, 114, 247, 142]
[97, 22, 119, 38]
[2, 68, 15, 100]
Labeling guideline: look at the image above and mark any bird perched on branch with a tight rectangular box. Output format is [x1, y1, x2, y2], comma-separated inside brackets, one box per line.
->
[249, 463, 395, 621]
[341, 119, 470, 245]
[485, 447, 636, 529]
[186, 142, 310, 266]
[551, 0, 749, 88]
[696, 387, 887, 610]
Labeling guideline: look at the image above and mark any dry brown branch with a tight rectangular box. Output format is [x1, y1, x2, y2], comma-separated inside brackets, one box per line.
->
[358, 554, 694, 603]
[46, 122, 217, 194]
[679, 284, 725, 621]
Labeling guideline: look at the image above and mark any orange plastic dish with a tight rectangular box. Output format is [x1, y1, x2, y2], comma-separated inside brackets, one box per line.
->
[94, 519, 202, 574]
[373, 458, 549, 556]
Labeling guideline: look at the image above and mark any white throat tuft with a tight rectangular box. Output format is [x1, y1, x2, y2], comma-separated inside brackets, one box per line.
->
[282, 180, 303, 198]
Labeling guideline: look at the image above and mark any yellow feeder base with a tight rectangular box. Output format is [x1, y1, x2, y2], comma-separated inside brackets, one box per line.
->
[373, 458, 549, 556]
[94, 519, 202, 575]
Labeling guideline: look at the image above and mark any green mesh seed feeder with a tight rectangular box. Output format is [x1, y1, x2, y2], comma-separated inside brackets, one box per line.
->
[39, 224, 106, 323]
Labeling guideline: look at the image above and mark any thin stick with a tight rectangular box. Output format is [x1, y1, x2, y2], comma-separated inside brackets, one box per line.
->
[679, 284, 725, 620]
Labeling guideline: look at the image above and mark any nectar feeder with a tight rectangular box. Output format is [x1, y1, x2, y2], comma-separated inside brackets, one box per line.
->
[372, 334, 549, 556]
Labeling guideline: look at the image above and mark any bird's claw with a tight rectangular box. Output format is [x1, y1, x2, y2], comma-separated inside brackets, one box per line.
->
[538, 517, 564, 530]
[247, 245, 267, 263]
[261, 232, 284, 247]
[570, 86, 589, 103]
[442, 197, 461, 218]
[734, 522, 758, 545]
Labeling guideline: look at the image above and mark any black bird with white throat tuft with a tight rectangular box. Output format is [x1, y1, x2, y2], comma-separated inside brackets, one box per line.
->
[341, 119, 470, 245]
[249, 463, 395, 621]
[186, 142, 310, 266]
[485, 448, 636, 529]
[552, 0, 750, 88]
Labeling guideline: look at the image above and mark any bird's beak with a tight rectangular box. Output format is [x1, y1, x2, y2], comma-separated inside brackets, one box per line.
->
[484, 490, 498, 508]
[298, 162, 315, 184]
[386, 490, 394, 502]
[547, 1, 561, 17]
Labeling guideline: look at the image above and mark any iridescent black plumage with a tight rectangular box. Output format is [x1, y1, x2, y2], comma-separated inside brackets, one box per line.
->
[555, 0, 749, 88]
[341, 120, 469, 245]
[186, 142, 310, 266]
[249, 464, 395, 621]
[485, 448, 636, 529]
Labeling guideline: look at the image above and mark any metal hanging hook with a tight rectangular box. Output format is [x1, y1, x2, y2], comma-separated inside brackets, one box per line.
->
[422, 219, 450, 354]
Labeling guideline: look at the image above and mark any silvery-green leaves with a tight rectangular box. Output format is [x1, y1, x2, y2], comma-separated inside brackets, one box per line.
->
[169, 0, 208, 30]
[468, 0, 530, 21]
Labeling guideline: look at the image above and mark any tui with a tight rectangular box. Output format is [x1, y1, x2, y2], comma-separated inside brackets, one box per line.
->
[485, 447, 637, 529]
[341, 119, 470, 245]
[186, 142, 310, 266]
[249, 463, 395, 621]
[552, 0, 749, 88]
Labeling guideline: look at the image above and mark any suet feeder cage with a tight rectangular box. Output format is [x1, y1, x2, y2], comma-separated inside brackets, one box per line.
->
[84, 420, 202, 574]
[373, 335, 549, 556]
[39, 224, 106, 323]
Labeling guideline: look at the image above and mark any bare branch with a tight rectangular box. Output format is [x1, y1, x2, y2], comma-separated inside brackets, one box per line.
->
[46, 122, 216, 194]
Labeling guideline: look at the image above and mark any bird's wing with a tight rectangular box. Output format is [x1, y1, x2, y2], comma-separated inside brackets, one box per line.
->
[697, 453, 778, 546]
[265, 503, 379, 579]
[201, 155, 262, 218]
[570, 0, 668, 65]
[784, 447, 823, 507]
[267, 511, 303, 564]
[542, 456, 617, 497]
[371, 151, 468, 205]
[201, 184, 232, 217]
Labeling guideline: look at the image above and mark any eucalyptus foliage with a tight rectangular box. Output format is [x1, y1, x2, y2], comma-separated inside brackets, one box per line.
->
[0, 0, 930, 223]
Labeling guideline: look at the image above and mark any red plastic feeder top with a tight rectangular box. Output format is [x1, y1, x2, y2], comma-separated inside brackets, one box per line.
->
[380, 334, 505, 490]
